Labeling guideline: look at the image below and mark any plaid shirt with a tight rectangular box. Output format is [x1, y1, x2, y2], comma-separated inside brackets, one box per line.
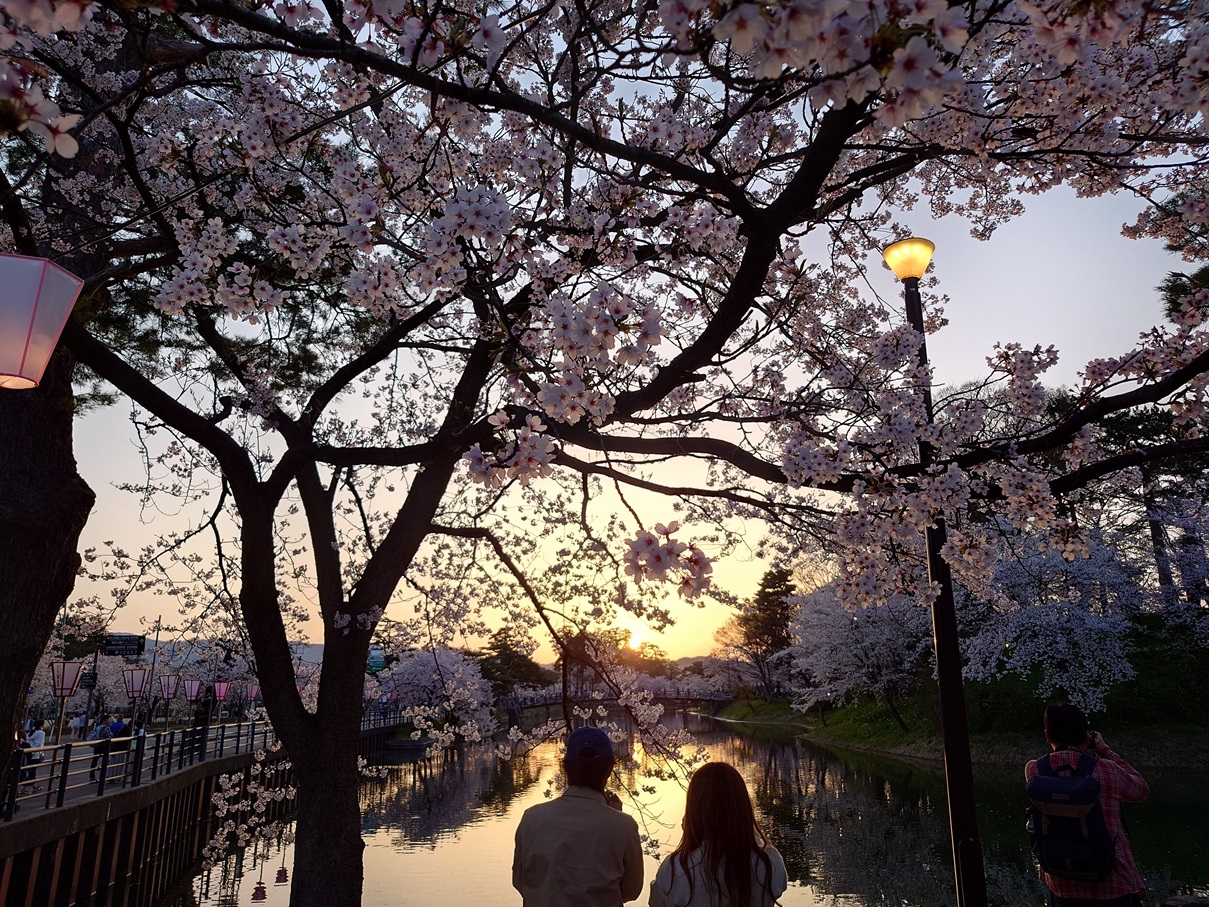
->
[1025, 744, 1149, 900]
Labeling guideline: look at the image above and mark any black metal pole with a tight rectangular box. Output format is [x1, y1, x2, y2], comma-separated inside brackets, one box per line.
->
[903, 276, 988, 907]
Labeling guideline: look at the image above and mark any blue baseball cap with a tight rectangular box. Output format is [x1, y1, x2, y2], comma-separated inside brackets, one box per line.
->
[565, 726, 613, 762]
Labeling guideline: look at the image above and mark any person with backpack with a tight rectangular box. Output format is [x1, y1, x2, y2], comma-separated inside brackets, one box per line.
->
[1025, 703, 1149, 907]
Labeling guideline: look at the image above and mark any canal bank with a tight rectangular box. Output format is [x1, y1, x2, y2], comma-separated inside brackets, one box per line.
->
[715, 698, 1209, 771]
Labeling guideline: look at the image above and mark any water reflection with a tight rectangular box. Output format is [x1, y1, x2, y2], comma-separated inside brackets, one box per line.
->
[173, 716, 1208, 907]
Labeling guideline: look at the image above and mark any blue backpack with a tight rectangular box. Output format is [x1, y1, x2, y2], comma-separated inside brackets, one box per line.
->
[1025, 753, 1116, 881]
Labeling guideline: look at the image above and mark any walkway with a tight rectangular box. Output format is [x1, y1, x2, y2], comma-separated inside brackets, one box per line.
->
[3, 708, 406, 824]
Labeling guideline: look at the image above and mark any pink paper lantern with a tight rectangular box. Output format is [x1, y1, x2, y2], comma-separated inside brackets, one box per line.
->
[0, 253, 84, 389]
[182, 678, 204, 702]
[50, 661, 84, 698]
[160, 673, 181, 699]
[213, 680, 231, 702]
[122, 666, 149, 700]
[245, 682, 260, 701]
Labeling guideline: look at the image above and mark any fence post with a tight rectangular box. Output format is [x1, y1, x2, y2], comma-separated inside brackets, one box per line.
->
[151, 733, 161, 781]
[54, 743, 72, 808]
[218, 724, 226, 758]
[96, 740, 111, 796]
[199, 724, 210, 763]
[2, 749, 20, 821]
[132, 734, 147, 786]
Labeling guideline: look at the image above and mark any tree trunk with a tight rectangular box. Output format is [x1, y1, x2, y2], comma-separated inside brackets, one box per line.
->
[1143, 483, 1178, 606]
[288, 713, 367, 907]
[884, 692, 910, 733]
[0, 349, 94, 754]
[1177, 531, 1209, 606]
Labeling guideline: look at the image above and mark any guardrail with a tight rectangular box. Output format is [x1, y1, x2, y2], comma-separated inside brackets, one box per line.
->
[2, 706, 410, 822]
[2, 722, 276, 821]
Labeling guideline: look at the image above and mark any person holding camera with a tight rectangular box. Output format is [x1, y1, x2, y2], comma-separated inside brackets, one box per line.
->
[513, 726, 643, 906]
[1025, 703, 1149, 907]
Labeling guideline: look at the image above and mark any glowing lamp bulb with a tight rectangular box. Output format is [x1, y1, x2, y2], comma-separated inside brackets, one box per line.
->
[882, 237, 935, 281]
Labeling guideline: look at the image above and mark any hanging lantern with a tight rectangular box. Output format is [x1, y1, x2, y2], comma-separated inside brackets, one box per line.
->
[245, 682, 260, 702]
[160, 673, 181, 699]
[182, 678, 204, 702]
[213, 680, 231, 702]
[122, 666, 149, 700]
[0, 253, 85, 389]
[50, 661, 84, 698]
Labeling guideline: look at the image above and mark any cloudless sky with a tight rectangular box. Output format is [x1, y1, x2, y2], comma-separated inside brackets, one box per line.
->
[80, 187, 1186, 660]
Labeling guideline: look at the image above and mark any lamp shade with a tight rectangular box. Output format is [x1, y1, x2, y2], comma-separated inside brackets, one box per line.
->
[882, 237, 935, 281]
[182, 678, 204, 701]
[213, 680, 231, 701]
[122, 666, 149, 699]
[51, 661, 84, 698]
[160, 673, 181, 699]
[0, 253, 84, 389]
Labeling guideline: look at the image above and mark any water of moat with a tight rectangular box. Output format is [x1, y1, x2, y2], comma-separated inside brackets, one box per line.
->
[159, 712, 1208, 907]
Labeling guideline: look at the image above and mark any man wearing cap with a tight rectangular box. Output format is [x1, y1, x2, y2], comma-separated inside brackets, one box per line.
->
[513, 726, 644, 906]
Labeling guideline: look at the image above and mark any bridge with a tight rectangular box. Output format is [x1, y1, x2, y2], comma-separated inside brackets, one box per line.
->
[0, 709, 407, 907]
[503, 689, 732, 723]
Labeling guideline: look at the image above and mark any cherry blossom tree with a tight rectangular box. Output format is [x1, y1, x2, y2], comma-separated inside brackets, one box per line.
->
[3, 0, 1209, 904]
[788, 582, 934, 729]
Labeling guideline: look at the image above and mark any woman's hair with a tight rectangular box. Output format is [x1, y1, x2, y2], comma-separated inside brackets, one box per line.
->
[671, 761, 774, 907]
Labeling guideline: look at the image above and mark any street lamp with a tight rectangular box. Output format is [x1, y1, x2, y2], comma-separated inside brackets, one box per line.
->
[213, 681, 231, 724]
[882, 236, 987, 907]
[0, 253, 85, 389]
[50, 661, 84, 744]
[159, 674, 181, 731]
[122, 666, 149, 723]
[245, 682, 261, 719]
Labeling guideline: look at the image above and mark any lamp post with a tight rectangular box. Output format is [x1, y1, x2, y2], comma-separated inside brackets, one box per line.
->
[882, 237, 987, 907]
[213, 681, 231, 725]
[245, 682, 261, 719]
[0, 253, 85, 389]
[182, 677, 204, 724]
[159, 674, 181, 732]
[50, 661, 84, 744]
[121, 666, 149, 724]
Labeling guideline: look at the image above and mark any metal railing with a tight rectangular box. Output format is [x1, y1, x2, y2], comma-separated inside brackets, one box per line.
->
[2, 721, 278, 822]
[2, 707, 408, 822]
[2, 706, 413, 827]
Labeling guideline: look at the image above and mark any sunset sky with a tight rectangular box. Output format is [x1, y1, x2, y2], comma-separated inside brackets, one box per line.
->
[79, 186, 1186, 661]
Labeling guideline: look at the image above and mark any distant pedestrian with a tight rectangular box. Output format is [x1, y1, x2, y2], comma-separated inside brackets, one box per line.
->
[23, 721, 47, 792]
[88, 715, 114, 781]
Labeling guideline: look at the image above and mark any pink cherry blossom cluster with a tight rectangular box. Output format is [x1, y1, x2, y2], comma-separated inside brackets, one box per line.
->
[660, 0, 968, 123]
[216, 261, 286, 324]
[0, 0, 90, 155]
[623, 522, 713, 599]
[465, 413, 556, 488]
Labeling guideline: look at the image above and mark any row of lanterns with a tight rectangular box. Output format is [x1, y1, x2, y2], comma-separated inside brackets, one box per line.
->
[51, 660, 260, 704]
[49, 660, 261, 741]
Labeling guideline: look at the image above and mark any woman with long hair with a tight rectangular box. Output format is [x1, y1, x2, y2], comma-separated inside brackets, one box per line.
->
[650, 761, 787, 907]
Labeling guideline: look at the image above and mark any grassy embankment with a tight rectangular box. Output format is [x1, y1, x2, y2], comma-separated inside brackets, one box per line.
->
[718, 627, 1209, 770]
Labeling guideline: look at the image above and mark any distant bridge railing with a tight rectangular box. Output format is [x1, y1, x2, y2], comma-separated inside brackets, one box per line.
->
[506, 689, 731, 709]
[3, 706, 410, 823]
